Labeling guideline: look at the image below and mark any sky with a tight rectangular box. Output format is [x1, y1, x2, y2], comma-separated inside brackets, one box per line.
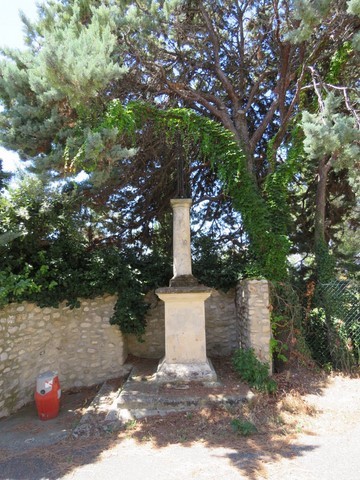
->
[0, 0, 39, 172]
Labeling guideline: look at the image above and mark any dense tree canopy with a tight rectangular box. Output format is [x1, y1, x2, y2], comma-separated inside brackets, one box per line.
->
[0, 0, 359, 341]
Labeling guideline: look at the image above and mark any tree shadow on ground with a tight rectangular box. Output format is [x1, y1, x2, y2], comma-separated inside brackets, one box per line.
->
[0, 358, 329, 480]
[116, 358, 329, 479]
[0, 416, 319, 480]
[0, 435, 121, 480]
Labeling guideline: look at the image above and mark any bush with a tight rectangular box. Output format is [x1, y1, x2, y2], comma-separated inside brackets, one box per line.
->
[232, 348, 277, 393]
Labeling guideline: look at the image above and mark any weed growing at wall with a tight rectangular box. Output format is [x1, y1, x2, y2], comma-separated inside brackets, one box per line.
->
[231, 418, 258, 436]
[232, 348, 277, 393]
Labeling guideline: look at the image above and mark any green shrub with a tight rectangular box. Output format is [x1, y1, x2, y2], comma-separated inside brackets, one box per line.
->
[232, 348, 277, 393]
[231, 418, 258, 436]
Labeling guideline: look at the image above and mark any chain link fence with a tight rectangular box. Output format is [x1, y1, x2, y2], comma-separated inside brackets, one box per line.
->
[304, 280, 360, 371]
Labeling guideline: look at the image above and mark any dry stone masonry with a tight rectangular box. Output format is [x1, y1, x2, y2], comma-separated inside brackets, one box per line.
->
[0, 280, 271, 418]
[205, 288, 238, 357]
[236, 279, 272, 372]
[0, 295, 127, 418]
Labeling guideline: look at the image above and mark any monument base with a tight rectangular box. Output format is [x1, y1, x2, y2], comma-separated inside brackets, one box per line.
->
[156, 357, 218, 384]
[169, 274, 199, 287]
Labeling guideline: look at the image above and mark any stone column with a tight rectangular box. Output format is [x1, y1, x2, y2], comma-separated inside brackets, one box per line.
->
[169, 199, 198, 287]
[155, 198, 217, 383]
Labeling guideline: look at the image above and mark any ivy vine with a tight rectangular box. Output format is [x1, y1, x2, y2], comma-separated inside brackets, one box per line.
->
[98, 100, 292, 281]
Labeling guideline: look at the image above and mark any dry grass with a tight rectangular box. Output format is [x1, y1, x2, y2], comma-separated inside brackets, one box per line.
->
[114, 360, 326, 447]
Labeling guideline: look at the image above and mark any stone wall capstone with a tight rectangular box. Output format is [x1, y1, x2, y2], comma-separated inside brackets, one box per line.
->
[0, 295, 127, 418]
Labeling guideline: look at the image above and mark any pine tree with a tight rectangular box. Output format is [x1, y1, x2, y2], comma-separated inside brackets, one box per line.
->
[1, 0, 359, 282]
[0, 1, 129, 176]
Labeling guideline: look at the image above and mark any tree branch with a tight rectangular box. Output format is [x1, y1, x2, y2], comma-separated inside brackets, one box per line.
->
[199, 4, 239, 109]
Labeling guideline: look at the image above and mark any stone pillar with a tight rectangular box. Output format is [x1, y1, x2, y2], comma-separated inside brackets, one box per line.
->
[155, 198, 217, 383]
[169, 199, 198, 287]
[236, 279, 272, 373]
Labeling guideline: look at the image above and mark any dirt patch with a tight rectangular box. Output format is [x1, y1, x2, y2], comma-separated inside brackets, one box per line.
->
[64, 376, 125, 410]
[0, 376, 126, 453]
[117, 358, 327, 447]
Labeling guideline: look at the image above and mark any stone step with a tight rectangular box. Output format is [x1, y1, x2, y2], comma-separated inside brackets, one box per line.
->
[106, 392, 250, 425]
[117, 388, 248, 411]
[104, 366, 253, 427]
[72, 359, 253, 436]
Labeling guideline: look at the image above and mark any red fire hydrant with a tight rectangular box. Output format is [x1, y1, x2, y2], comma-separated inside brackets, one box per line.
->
[34, 371, 61, 420]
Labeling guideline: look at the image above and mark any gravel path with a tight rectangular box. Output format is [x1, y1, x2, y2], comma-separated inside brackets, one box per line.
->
[60, 375, 360, 480]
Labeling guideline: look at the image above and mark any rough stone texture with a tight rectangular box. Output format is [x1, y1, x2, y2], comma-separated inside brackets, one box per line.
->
[0, 282, 271, 418]
[170, 198, 193, 279]
[236, 279, 272, 372]
[126, 289, 238, 359]
[126, 290, 165, 359]
[156, 358, 218, 383]
[205, 289, 238, 357]
[0, 295, 127, 418]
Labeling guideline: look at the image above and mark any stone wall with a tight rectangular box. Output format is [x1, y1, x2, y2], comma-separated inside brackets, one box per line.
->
[126, 288, 237, 358]
[236, 279, 272, 372]
[0, 295, 127, 418]
[126, 290, 165, 358]
[205, 288, 238, 356]
[0, 282, 272, 418]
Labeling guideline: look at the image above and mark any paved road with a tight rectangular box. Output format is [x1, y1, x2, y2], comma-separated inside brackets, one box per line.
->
[62, 440, 252, 480]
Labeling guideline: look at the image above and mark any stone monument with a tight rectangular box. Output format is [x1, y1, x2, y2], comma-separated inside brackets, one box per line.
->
[155, 198, 217, 383]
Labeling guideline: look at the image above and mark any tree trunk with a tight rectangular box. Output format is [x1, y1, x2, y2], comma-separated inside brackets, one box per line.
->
[314, 155, 332, 248]
[313, 155, 347, 367]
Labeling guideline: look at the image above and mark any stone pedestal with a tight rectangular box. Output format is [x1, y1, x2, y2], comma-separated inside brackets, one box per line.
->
[155, 286, 217, 383]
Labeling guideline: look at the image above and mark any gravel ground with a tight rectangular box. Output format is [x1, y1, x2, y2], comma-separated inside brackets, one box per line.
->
[61, 374, 360, 480]
[1, 369, 360, 480]
[263, 375, 360, 480]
